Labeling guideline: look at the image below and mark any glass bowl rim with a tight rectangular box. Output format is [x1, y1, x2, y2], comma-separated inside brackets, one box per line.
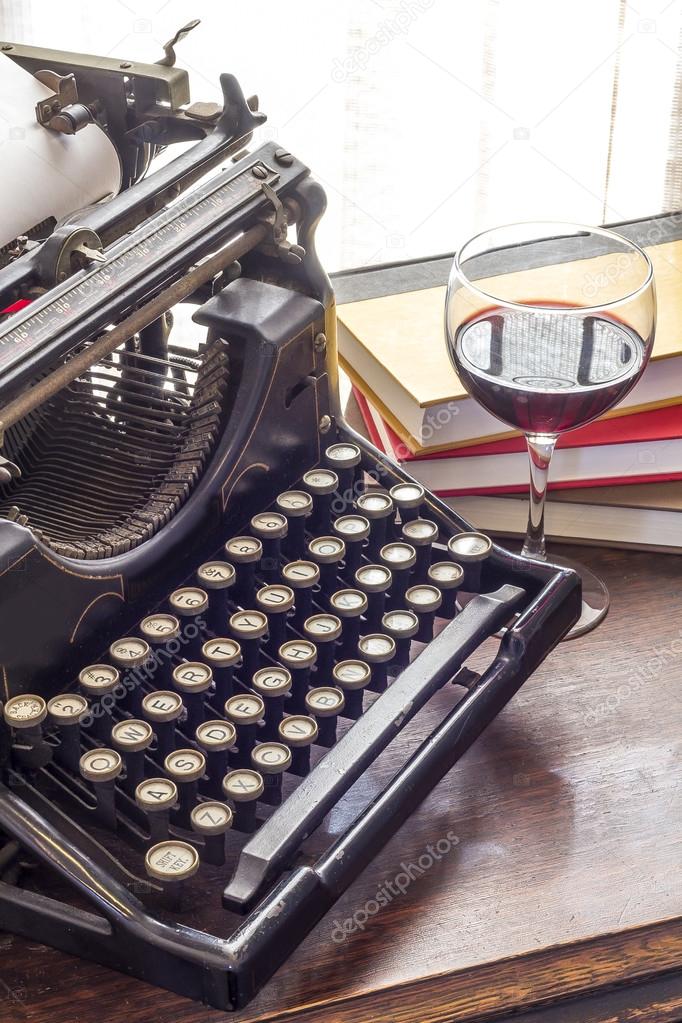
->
[450, 220, 655, 314]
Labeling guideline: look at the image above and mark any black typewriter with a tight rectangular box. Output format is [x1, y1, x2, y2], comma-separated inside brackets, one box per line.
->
[0, 34, 581, 1011]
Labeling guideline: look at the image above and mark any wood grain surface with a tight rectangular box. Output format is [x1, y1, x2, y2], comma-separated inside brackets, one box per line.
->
[1, 539, 681, 1023]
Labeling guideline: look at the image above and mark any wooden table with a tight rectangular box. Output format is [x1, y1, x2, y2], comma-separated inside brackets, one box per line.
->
[2, 540, 681, 1023]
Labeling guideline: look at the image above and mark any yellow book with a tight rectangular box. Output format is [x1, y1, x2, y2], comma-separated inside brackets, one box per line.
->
[337, 240, 682, 454]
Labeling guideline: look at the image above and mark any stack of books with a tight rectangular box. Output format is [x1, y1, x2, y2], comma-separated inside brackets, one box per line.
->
[336, 242, 682, 553]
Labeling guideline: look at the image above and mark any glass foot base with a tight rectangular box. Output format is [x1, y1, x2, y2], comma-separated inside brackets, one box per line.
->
[543, 553, 609, 639]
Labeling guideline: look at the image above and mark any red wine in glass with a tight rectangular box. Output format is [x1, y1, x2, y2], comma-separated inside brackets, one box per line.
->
[454, 306, 650, 435]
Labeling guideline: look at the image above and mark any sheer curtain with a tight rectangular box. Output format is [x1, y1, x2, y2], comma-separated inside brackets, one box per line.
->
[1, 0, 681, 270]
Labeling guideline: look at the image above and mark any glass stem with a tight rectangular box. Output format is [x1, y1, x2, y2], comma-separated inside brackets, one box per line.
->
[522, 433, 557, 561]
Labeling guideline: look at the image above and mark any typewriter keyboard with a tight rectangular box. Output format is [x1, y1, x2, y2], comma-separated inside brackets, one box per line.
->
[3, 441, 523, 918]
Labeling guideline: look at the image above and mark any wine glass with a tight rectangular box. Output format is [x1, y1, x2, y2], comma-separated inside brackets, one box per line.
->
[445, 222, 655, 639]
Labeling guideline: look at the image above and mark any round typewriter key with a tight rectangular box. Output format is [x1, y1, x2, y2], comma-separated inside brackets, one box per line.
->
[201, 637, 241, 703]
[305, 686, 345, 746]
[276, 490, 313, 516]
[405, 583, 443, 642]
[196, 561, 236, 631]
[4, 694, 47, 730]
[447, 531, 492, 591]
[356, 491, 394, 553]
[252, 666, 292, 740]
[110, 636, 151, 668]
[282, 559, 320, 588]
[136, 776, 178, 842]
[303, 612, 342, 641]
[401, 518, 439, 578]
[325, 441, 362, 508]
[325, 442, 362, 470]
[222, 768, 264, 832]
[333, 513, 369, 577]
[251, 511, 288, 580]
[165, 747, 206, 781]
[48, 693, 88, 772]
[257, 584, 295, 652]
[111, 718, 153, 792]
[276, 490, 313, 556]
[355, 563, 392, 630]
[308, 535, 345, 563]
[191, 801, 233, 864]
[304, 612, 341, 678]
[390, 482, 425, 522]
[225, 535, 263, 563]
[278, 714, 319, 776]
[224, 693, 265, 767]
[448, 531, 492, 561]
[196, 719, 237, 751]
[172, 661, 213, 694]
[303, 468, 338, 495]
[80, 746, 122, 783]
[330, 588, 367, 655]
[80, 747, 122, 829]
[251, 741, 292, 805]
[165, 747, 206, 826]
[78, 664, 120, 738]
[225, 535, 262, 602]
[303, 468, 339, 531]
[382, 609, 419, 667]
[111, 717, 153, 752]
[251, 741, 292, 773]
[140, 612, 181, 650]
[142, 689, 184, 762]
[282, 559, 320, 628]
[330, 587, 368, 617]
[279, 639, 317, 713]
[109, 638, 152, 712]
[308, 535, 345, 595]
[357, 633, 396, 692]
[79, 663, 119, 696]
[169, 587, 209, 618]
[4, 694, 48, 765]
[380, 541, 417, 607]
[136, 776, 178, 810]
[172, 661, 212, 733]
[141, 689, 183, 722]
[229, 609, 268, 678]
[251, 510, 288, 539]
[197, 560, 236, 590]
[428, 561, 464, 618]
[191, 799, 233, 835]
[145, 839, 199, 885]
[333, 659, 372, 718]
[168, 588, 209, 656]
[196, 719, 236, 796]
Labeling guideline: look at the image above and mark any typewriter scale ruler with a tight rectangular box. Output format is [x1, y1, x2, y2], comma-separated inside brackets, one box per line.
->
[0, 159, 280, 380]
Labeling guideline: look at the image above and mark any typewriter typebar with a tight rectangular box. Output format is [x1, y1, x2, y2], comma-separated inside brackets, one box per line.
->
[0, 43, 581, 1012]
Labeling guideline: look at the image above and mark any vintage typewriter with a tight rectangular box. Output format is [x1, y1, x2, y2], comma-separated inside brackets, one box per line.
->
[0, 34, 581, 1011]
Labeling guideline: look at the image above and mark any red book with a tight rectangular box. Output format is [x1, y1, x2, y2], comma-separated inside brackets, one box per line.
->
[354, 387, 682, 495]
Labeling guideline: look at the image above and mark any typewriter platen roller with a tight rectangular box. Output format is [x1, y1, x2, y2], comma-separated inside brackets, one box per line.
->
[0, 37, 581, 1011]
